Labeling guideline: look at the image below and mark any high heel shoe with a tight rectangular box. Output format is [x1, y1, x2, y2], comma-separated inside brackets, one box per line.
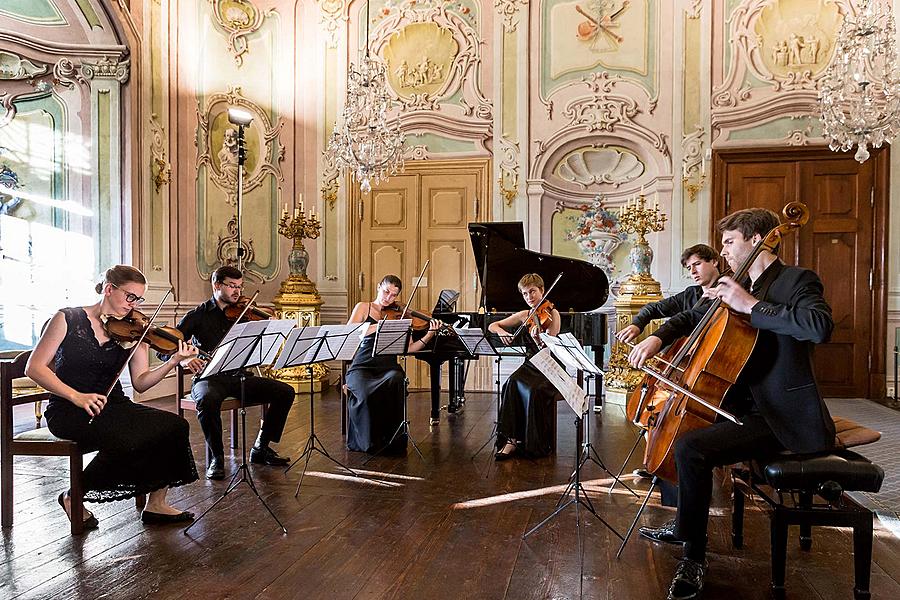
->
[494, 441, 517, 461]
[57, 491, 98, 529]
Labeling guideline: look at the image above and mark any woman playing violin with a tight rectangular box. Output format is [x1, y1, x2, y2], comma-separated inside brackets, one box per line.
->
[345, 274, 441, 453]
[627, 209, 834, 600]
[25, 265, 200, 529]
[487, 273, 562, 461]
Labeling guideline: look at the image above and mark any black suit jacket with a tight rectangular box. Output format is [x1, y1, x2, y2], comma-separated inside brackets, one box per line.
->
[653, 260, 835, 454]
[631, 285, 705, 330]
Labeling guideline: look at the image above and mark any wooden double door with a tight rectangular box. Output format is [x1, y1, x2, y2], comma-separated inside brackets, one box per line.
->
[713, 147, 888, 399]
[349, 159, 491, 388]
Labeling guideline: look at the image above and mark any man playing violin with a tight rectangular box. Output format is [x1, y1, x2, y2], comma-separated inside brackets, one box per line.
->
[171, 265, 295, 480]
[627, 208, 834, 600]
[487, 273, 562, 461]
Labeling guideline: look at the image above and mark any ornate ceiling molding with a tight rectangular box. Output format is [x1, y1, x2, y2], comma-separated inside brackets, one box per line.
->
[81, 56, 130, 83]
[0, 51, 48, 80]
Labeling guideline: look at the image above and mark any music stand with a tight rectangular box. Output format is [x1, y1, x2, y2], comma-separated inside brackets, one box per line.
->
[277, 323, 365, 496]
[543, 334, 637, 499]
[470, 328, 527, 461]
[523, 347, 623, 547]
[184, 319, 294, 535]
[363, 318, 421, 463]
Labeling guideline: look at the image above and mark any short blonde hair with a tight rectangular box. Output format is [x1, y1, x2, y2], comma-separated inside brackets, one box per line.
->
[517, 273, 544, 292]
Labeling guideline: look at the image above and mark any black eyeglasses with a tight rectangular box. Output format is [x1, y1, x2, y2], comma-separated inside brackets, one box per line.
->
[220, 282, 244, 291]
[110, 283, 145, 305]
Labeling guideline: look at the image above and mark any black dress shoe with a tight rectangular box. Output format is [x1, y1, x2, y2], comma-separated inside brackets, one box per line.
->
[206, 457, 225, 480]
[250, 445, 290, 466]
[639, 519, 682, 544]
[58, 491, 98, 529]
[667, 558, 706, 600]
[141, 510, 195, 524]
[494, 441, 517, 462]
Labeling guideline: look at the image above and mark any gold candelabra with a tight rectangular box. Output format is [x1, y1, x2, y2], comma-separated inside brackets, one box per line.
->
[618, 193, 667, 249]
[271, 197, 327, 391]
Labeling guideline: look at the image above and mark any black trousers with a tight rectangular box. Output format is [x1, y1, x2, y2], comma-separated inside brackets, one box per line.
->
[190, 373, 295, 462]
[674, 412, 782, 560]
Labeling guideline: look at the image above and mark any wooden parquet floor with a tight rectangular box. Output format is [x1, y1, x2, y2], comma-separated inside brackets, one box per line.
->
[2, 389, 900, 599]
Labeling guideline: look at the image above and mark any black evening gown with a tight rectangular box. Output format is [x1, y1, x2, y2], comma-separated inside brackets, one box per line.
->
[44, 307, 198, 502]
[496, 355, 562, 457]
[345, 316, 407, 453]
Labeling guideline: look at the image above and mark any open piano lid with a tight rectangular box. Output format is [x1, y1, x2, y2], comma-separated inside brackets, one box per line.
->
[469, 222, 609, 314]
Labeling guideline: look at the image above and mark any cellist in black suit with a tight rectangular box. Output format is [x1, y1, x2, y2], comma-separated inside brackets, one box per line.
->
[627, 208, 835, 600]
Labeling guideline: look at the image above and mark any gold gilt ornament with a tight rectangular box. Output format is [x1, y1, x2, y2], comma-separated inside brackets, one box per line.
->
[268, 197, 327, 391]
[605, 192, 667, 404]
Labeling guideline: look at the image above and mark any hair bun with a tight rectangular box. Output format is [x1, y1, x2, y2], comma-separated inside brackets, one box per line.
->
[95, 282, 104, 294]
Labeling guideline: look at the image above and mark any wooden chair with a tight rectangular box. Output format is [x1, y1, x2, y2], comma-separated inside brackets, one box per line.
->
[174, 365, 267, 461]
[1, 351, 87, 535]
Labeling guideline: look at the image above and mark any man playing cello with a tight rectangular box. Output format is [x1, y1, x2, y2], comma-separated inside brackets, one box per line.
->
[627, 208, 835, 600]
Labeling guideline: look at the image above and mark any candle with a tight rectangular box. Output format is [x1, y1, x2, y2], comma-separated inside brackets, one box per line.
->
[700, 158, 707, 177]
[640, 185, 644, 197]
[682, 163, 688, 178]
[294, 207, 299, 218]
[298, 193, 303, 214]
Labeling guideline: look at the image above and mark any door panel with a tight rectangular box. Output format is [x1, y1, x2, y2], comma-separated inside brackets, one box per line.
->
[720, 153, 875, 397]
[360, 175, 418, 300]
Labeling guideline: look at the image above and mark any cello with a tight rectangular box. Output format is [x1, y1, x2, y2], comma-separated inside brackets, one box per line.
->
[636, 202, 810, 483]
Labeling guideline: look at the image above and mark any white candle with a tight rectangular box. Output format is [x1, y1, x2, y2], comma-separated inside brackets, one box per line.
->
[294, 207, 299, 218]
[640, 185, 644, 197]
[682, 163, 688, 178]
[700, 158, 707, 177]
[298, 193, 304, 214]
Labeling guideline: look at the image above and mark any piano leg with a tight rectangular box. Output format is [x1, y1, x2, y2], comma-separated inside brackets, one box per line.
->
[592, 345, 605, 413]
[447, 357, 465, 414]
[429, 362, 442, 425]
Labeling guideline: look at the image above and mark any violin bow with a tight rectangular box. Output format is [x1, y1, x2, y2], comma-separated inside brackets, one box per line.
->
[399, 260, 430, 320]
[510, 272, 563, 342]
[91, 288, 173, 423]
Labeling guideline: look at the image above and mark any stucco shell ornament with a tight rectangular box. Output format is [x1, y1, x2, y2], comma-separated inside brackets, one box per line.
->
[554, 146, 645, 188]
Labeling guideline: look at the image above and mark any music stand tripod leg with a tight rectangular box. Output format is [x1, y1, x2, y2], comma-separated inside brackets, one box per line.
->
[615, 476, 658, 558]
[579, 416, 639, 498]
[186, 371, 287, 535]
[609, 429, 645, 496]
[471, 355, 502, 461]
[363, 365, 425, 464]
[288, 365, 357, 497]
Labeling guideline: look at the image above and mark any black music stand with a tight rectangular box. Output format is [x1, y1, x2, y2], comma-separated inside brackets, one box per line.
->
[523, 348, 623, 591]
[363, 318, 422, 463]
[470, 329, 526, 461]
[544, 334, 637, 499]
[184, 319, 294, 535]
[277, 323, 365, 496]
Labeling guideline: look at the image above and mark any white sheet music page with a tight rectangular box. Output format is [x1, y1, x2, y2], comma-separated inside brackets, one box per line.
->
[558, 332, 602, 374]
[540, 335, 582, 372]
[529, 348, 587, 415]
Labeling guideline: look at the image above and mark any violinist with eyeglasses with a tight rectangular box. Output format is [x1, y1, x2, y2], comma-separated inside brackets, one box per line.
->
[25, 265, 199, 528]
[486, 273, 562, 462]
[165, 265, 294, 480]
[344, 274, 442, 454]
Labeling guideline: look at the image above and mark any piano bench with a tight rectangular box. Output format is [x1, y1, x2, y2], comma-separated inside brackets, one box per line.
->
[731, 449, 884, 600]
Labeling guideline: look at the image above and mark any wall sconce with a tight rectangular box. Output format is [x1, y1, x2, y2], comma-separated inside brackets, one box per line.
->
[498, 171, 518, 207]
[682, 150, 709, 202]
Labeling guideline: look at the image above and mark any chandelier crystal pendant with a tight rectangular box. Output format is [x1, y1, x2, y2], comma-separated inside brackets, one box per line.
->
[819, 0, 900, 163]
[325, 2, 404, 193]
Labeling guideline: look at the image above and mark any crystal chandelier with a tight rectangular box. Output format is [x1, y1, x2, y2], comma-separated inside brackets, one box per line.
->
[325, 2, 404, 193]
[819, 0, 900, 163]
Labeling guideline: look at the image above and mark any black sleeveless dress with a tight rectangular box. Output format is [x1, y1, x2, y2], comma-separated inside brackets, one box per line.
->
[345, 311, 407, 453]
[44, 307, 198, 502]
[496, 347, 563, 458]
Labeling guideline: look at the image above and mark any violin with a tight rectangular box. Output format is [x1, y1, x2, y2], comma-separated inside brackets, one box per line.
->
[103, 309, 212, 361]
[527, 300, 554, 338]
[224, 295, 275, 322]
[381, 302, 434, 330]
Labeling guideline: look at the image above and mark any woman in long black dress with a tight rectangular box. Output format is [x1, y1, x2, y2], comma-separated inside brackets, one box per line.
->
[487, 273, 562, 460]
[26, 265, 200, 528]
[345, 274, 440, 453]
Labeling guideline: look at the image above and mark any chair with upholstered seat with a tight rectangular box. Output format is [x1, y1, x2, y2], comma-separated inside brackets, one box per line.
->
[1, 351, 87, 535]
[731, 416, 885, 600]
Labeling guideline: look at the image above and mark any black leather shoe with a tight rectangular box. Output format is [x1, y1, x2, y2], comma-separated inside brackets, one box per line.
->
[206, 457, 225, 480]
[141, 510, 195, 525]
[639, 519, 682, 545]
[667, 558, 706, 600]
[58, 491, 98, 530]
[250, 445, 290, 466]
[494, 441, 517, 462]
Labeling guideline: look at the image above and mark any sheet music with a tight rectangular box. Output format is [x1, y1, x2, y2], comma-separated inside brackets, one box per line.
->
[529, 348, 587, 415]
[453, 327, 498, 356]
[333, 323, 368, 360]
[271, 326, 321, 370]
[558, 332, 602, 374]
[258, 319, 295, 365]
[541, 335, 583, 372]
[373, 318, 412, 356]
[309, 323, 366, 362]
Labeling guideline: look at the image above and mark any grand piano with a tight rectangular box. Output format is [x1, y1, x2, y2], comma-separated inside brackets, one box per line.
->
[415, 222, 610, 424]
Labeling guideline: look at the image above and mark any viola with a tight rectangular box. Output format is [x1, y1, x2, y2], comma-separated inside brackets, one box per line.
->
[103, 309, 212, 360]
[224, 295, 275, 322]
